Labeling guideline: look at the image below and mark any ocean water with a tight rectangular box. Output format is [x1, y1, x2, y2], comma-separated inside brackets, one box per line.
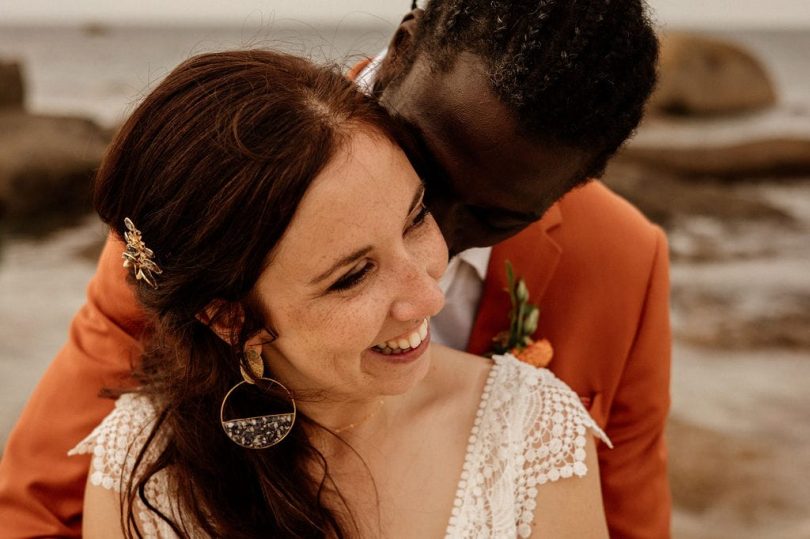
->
[0, 23, 395, 127]
[0, 24, 809, 130]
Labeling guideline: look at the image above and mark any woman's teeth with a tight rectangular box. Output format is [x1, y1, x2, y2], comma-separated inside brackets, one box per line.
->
[372, 319, 429, 354]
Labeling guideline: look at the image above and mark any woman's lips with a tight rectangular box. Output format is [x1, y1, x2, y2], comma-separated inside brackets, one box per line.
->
[367, 325, 431, 364]
[372, 318, 429, 353]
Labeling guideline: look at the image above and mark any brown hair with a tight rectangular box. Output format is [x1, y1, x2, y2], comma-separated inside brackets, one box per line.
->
[94, 49, 402, 538]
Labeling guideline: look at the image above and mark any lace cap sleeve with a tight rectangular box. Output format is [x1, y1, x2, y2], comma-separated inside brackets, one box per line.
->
[444, 354, 612, 539]
[69, 394, 180, 538]
[503, 354, 611, 537]
[68, 393, 159, 493]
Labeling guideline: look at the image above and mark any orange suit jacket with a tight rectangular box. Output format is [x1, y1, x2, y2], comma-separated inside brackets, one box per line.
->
[0, 180, 671, 538]
[467, 182, 672, 539]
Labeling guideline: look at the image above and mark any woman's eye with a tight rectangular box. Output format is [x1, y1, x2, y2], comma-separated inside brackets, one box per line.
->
[406, 204, 430, 232]
[329, 263, 373, 292]
[327, 204, 428, 293]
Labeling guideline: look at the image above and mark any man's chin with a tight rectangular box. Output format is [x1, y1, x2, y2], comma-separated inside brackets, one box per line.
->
[450, 230, 528, 255]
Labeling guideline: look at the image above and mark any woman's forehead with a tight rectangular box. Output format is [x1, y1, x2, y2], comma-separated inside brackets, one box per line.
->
[267, 132, 421, 277]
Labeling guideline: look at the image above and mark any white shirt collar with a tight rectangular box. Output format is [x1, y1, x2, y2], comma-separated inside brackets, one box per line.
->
[355, 48, 388, 95]
[438, 247, 492, 295]
[455, 247, 492, 281]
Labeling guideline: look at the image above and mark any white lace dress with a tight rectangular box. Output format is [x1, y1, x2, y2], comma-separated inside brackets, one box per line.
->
[70, 353, 610, 538]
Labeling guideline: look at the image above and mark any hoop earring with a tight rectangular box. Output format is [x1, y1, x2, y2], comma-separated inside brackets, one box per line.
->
[220, 348, 296, 449]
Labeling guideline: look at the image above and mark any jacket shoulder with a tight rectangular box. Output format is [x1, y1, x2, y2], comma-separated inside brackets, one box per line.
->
[551, 181, 665, 266]
[559, 181, 661, 244]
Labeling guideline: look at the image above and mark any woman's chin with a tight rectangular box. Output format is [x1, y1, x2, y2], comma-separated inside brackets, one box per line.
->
[361, 340, 434, 396]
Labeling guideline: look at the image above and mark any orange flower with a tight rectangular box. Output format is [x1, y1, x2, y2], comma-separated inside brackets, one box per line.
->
[490, 261, 554, 369]
[512, 338, 554, 368]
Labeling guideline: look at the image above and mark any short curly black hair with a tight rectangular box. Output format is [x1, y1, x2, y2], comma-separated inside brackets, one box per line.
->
[396, 0, 659, 177]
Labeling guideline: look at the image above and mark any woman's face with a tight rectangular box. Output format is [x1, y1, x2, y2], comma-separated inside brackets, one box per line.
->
[255, 130, 448, 402]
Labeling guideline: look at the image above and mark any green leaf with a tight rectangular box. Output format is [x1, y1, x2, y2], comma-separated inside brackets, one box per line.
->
[523, 306, 539, 335]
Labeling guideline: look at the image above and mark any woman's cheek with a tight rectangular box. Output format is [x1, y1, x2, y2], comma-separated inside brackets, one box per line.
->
[308, 288, 390, 352]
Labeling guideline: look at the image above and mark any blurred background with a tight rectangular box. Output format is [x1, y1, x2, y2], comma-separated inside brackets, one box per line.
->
[1, 1, 808, 537]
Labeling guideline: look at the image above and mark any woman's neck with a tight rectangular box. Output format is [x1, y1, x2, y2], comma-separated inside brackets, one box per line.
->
[263, 347, 445, 445]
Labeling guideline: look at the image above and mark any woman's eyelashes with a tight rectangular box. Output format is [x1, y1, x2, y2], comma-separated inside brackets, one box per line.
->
[328, 204, 431, 293]
[406, 204, 430, 233]
[330, 262, 374, 291]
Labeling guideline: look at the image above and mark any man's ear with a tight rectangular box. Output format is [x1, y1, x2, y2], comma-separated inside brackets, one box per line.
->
[196, 299, 244, 345]
[390, 9, 423, 55]
[387, 9, 423, 64]
[375, 8, 424, 94]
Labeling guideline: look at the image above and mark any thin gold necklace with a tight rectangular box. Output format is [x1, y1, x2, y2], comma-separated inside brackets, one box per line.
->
[332, 399, 386, 434]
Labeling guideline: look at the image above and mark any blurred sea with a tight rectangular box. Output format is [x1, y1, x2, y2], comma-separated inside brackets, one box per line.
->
[0, 23, 395, 127]
[0, 24, 809, 131]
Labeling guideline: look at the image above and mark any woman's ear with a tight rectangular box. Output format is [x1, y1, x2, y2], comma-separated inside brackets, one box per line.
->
[197, 299, 279, 347]
[196, 299, 244, 345]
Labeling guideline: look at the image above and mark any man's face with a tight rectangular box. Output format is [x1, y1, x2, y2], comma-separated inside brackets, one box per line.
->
[378, 50, 590, 255]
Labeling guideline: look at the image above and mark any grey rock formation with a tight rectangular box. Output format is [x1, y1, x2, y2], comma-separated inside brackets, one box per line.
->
[0, 60, 25, 110]
[619, 138, 810, 179]
[0, 111, 111, 235]
[650, 32, 777, 116]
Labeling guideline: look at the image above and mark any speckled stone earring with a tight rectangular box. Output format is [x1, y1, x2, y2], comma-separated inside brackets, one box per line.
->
[220, 348, 296, 449]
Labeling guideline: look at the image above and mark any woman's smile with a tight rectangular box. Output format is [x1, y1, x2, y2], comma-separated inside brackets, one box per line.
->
[368, 318, 431, 364]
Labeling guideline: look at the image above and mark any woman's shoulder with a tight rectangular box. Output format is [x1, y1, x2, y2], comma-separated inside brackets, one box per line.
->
[72, 394, 182, 537]
[429, 344, 493, 393]
[478, 353, 611, 475]
[68, 393, 160, 491]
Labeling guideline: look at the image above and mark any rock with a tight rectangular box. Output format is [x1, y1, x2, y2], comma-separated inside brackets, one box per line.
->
[601, 160, 793, 230]
[667, 418, 771, 515]
[0, 111, 111, 236]
[671, 289, 810, 350]
[649, 32, 777, 116]
[618, 138, 810, 180]
[0, 60, 25, 110]
[667, 416, 810, 538]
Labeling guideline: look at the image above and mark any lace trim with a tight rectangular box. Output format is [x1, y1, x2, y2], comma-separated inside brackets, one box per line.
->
[443, 354, 611, 539]
[445, 356, 501, 538]
[68, 393, 177, 538]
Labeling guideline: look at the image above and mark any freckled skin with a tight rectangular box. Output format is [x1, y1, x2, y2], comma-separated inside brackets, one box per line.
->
[379, 45, 591, 255]
[253, 131, 447, 406]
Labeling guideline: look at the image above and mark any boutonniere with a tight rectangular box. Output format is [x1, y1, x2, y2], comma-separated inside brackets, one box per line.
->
[490, 260, 554, 368]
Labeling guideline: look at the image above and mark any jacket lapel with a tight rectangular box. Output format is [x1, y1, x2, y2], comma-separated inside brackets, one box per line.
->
[466, 204, 563, 355]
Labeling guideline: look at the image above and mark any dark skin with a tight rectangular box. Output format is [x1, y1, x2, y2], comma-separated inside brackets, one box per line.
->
[376, 9, 591, 255]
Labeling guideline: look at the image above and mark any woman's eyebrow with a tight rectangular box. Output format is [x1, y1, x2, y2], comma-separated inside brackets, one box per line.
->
[309, 185, 425, 287]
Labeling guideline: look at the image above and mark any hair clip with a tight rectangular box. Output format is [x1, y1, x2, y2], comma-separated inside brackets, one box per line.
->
[122, 217, 162, 289]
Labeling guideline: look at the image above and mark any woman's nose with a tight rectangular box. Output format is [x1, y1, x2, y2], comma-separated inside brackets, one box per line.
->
[389, 259, 445, 322]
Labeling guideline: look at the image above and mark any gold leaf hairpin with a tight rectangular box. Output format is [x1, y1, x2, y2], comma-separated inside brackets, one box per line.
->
[122, 217, 162, 289]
